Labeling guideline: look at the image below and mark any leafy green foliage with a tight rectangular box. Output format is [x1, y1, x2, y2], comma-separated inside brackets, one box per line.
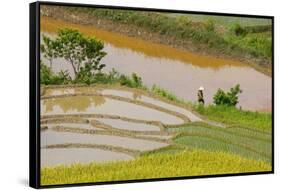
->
[41, 35, 58, 68]
[119, 73, 143, 88]
[225, 32, 272, 58]
[40, 62, 53, 85]
[40, 62, 145, 89]
[41, 28, 106, 77]
[230, 23, 247, 36]
[213, 84, 242, 106]
[40, 62, 71, 85]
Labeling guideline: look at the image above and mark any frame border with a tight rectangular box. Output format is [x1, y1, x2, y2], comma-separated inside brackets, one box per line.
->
[29, 1, 274, 189]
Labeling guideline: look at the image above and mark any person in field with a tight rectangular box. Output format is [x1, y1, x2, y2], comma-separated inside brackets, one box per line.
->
[197, 86, 205, 104]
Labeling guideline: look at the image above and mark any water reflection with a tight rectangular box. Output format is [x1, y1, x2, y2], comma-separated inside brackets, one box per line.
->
[42, 96, 106, 113]
[41, 16, 245, 69]
[40, 17, 272, 111]
[41, 96, 184, 125]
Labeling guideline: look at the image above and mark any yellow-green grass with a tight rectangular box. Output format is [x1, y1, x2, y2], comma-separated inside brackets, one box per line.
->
[41, 149, 271, 185]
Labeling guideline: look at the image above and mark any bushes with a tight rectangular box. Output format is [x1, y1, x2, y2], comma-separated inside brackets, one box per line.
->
[119, 73, 143, 88]
[213, 84, 242, 106]
[40, 62, 71, 85]
[40, 62, 145, 89]
[230, 23, 247, 36]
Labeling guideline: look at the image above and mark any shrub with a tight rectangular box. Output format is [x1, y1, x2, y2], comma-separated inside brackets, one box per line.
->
[40, 62, 71, 85]
[204, 19, 215, 32]
[230, 23, 247, 36]
[213, 84, 242, 106]
[40, 62, 53, 85]
[119, 73, 143, 88]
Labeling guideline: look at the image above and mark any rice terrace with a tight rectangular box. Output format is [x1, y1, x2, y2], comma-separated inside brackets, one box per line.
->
[39, 5, 272, 185]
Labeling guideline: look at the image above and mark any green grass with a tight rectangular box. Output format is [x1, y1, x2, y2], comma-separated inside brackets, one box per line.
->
[168, 123, 271, 162]
[167, 14, 271, 27]
[41, 149, 271, 185]
[66, 7, 272, 63]
[194, 105, 272, 132]
[224, 32, 272, 58]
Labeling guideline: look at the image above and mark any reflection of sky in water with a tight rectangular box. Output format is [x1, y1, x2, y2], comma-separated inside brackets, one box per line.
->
[40, 33, 271, 111]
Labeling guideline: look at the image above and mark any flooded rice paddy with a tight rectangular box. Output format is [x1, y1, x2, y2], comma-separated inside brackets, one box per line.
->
[41, 86, 197, 167]
[95, 118, 161, 132]
[41, 95, 185, 125]
[41, 148, 133, 167]
[41, 17, 271, 111]
[41, 129, 168, 151]
[40, 16, 272, 167]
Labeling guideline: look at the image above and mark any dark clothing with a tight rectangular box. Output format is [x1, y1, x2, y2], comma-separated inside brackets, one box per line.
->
[197, 90, 204, 104]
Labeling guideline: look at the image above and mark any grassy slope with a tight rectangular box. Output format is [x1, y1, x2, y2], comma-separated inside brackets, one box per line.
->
[41, 149, 270, 185]
[167, 14, 271, 27]
[68, 7, 272, 67]
[167, 13, 272, 60]
[194, 105, 272, 132]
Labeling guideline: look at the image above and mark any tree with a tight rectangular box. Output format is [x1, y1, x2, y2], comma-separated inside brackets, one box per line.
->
[213, 84, 242, 106]
[41, 35, 58, 69]
[41, 28, 107, 78]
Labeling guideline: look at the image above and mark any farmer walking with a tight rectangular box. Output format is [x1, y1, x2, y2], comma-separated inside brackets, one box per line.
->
[197, 86, 205, 104]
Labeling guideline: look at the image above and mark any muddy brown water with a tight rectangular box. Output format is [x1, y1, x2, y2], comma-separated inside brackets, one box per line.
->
[41, 17, 272, 111]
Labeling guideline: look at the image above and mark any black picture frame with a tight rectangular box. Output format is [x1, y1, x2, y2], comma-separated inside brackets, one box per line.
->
[30, 1, 274, 188]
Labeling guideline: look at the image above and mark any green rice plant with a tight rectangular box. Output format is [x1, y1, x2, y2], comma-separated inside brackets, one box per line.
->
[194, 105, 272, 132]
[41, 149, 271, 185]
[174, 135, 270, 162]
[227, 126, 271, 140]
[170, 124, 271, 161]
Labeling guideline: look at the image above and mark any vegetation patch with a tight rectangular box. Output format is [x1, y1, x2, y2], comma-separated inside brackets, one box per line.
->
[41, 149, 271, 185]
[194, 105, 272, 132]
[170, 124, 271, 162]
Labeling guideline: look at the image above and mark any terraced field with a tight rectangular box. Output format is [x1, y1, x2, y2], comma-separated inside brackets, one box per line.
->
[40, 85, 271, 185]
[40, 85, 271, 169]
[40, 85, 202, 167]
